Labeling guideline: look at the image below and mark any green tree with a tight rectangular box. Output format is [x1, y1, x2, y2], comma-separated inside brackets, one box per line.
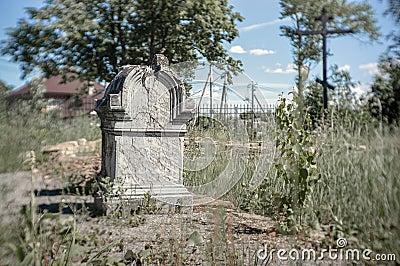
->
[280, 0, 379, 101]
[1, 0, 243, 82]
[329, 65, 358, 109]
[0, 80, 13, 99]
[369, 58, 400, 124]
[368, 0, 400, 124]
[305, 64, 368, 127]
[304, 81, 323, 125]
[382, 0, 400, 57]
[0, 80, 13, 118]
[276, 1, 379, 230]
[383, 0, 400, 24]
[0, 80, 12, 91]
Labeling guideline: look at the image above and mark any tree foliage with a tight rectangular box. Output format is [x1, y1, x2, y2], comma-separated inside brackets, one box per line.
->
[383, 0, 400, 23]
[369, 58, 400, 124]
[305, 65, 364, 126]
[382, 0, 400, 58]
[1, 0, 243, 82]
[0, 80, 13, 99]
[368, 1, 400, 125]
[280, 0, 379, 98]
[0, 80, 13, 117]
[304, 81, 323, 125]
[329, 65, 358, 108]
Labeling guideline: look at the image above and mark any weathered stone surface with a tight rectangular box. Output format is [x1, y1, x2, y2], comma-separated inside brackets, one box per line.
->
[95, 55, 193, 209]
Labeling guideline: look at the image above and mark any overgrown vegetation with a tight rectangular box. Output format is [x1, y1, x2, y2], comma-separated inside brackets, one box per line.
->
[182, 93, 399, 262]
[254, 105, 398, 258]
[0, 0, 399, 264]
[1, 82, 399, 264]
[0, 78, 101, 173]
[272, 97, 318, 231]
[183, 116, 231, 187]
[369, 57, 400, 124]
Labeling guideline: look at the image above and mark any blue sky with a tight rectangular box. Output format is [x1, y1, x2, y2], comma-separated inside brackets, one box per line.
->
[0, 0, 43, 87]
[0, 0, 396, 104]
[225, 0, 395, 100]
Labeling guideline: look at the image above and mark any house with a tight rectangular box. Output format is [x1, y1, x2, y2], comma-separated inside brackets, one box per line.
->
[7, 74, 105, 118]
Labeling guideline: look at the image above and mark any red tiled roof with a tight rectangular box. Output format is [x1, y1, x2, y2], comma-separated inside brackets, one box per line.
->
[8, 74, 104, 97]
[7, 73, 106, 118]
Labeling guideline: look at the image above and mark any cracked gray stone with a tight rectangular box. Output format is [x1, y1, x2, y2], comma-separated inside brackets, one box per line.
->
[95, 55, 194, 210]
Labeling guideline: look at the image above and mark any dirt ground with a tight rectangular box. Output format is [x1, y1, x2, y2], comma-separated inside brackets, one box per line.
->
[0, 156, 351, 265]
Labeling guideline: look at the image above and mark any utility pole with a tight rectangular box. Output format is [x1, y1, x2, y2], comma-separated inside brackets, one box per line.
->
[297, 7, 353, 109]
[197, 62, 213, 124]
[209, 63, 213, 118]
[219, 72, 228, 117]
[251, 81, 255, 138]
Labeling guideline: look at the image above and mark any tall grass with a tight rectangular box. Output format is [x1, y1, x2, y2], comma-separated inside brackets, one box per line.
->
[1, 89, 398, 262]
[183, 116, 260, 205]
[0, 111, 101, 173]
[0, 79, 101, 173]
[184, 114, 399, 260]
[308, 124, 399, 257]
[247, 122, 399, 260]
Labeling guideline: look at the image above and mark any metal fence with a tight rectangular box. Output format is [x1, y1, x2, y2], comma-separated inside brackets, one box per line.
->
[196, 104, 276, 120]
[62, 97, 99, 118]
[60, 100, 277, 122]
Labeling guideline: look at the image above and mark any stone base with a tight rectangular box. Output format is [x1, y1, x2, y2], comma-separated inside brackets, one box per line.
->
[94, 184, 193, 215]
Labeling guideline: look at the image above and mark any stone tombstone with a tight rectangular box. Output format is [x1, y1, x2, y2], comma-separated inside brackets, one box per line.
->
[95, 54, 193, 210]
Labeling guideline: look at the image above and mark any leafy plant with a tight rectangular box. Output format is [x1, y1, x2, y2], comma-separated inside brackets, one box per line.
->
[273, 96, 318, 231]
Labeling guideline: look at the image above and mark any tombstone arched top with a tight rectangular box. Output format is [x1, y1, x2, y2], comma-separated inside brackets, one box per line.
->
[95, 54, 191, 130]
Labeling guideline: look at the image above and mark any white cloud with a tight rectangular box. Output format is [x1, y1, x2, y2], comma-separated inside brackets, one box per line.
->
[263, 63, 296, 74]
[338, 64, 351, 71]
[359, 62, 378, 75]
[240, 17, 290, 32]
[249, 49, 276, 56]
[258, 82, 293, 89]
[230, 46, 276, 56]
[352, 82, 370, 97]
[230, 45, 246, 54]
